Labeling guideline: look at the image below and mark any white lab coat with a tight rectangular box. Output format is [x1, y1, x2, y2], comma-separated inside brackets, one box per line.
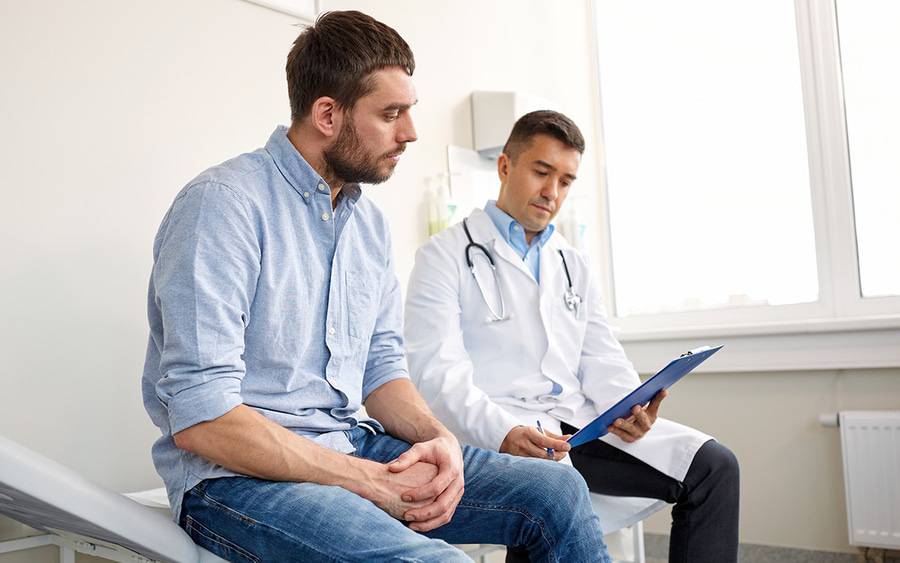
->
[405, 208, 712, 531]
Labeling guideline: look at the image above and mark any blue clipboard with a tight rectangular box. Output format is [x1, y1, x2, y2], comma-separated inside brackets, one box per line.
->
[567, 345, 723, 448]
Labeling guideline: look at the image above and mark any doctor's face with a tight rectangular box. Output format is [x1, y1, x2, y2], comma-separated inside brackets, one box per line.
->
[324, 67, 418, 184]
[496, 134, 581, 241]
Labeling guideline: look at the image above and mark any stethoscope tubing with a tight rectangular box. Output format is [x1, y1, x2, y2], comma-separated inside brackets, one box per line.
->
[462, 218, 580, 321]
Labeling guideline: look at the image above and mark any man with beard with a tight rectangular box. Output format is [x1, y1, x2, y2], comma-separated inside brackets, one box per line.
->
[141, 10, 609, 563]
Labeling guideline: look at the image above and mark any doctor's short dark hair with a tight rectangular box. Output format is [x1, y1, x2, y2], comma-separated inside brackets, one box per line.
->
[286, 10, 415, 121]
[502, 110, 585, 161]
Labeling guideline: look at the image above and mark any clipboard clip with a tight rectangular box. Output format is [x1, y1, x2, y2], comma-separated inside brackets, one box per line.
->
[680, 346, 715, 358]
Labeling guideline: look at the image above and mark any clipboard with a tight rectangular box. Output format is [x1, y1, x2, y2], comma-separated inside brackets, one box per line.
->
[567, 345, 723, 448]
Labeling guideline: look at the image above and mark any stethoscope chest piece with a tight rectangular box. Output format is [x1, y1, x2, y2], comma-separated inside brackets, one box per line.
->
[558, 249, 582, 315]
[564, 287, 582, 313]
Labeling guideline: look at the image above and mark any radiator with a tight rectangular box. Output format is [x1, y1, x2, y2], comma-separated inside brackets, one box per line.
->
[839, 411, 900, 550]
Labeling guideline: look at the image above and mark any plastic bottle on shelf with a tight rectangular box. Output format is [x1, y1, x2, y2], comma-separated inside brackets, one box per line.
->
[427, 174, 456, 236]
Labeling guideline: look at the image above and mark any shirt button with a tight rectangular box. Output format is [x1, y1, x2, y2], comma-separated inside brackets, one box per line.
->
[322, 212, 331, 221]
[303, 191, 310, 198]
[318, 183, 326, 192]
[512, 225, 519, 230]
[328, 326, 336, 335]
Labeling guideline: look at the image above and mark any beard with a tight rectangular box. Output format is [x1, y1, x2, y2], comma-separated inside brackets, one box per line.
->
[323, 116, 400, 185]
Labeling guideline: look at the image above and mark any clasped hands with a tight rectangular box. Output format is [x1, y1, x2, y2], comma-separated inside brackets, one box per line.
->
[369, 434, 464, 532]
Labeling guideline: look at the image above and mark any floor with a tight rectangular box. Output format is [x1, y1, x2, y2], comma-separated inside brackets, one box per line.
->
[465, 534, 900, 563]
[643, 533, 900, 563]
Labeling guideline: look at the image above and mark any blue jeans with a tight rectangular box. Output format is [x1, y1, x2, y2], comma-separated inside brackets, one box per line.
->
[180, 427, 609, 562]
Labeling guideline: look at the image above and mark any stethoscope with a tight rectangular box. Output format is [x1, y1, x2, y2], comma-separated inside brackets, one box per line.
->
[462, 218, 582, 322]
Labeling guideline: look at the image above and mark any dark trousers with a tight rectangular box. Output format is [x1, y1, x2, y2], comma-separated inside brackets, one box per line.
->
[507, 424, 740, 563]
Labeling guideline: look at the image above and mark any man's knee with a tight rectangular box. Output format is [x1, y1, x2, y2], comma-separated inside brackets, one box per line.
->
[548, 462, 592, 497]
[518, 459, 593, 517]
[696, 440, 740, 488]
[711, 442, 739, 476]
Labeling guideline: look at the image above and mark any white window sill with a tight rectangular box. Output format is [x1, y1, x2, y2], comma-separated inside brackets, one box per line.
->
[614, 315, 900, 373]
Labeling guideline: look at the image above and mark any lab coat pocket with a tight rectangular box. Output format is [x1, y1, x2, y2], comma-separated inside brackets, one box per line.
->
[551, 290, 588, 364]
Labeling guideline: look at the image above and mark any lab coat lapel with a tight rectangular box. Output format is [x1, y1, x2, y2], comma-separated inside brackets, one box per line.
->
[539, 237, 563, 298]
[466, 209, 535, 283]
[487, 238, 535, 283]
[534, 237, 561, 336]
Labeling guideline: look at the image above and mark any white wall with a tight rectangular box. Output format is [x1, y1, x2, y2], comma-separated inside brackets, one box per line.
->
[0, 0, 299, 557]
[1, 1, 897, 560]
[1, 0, 299, 492]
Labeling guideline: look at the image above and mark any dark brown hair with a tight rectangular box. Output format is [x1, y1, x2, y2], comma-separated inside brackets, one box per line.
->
[286, 11, 415, 121]
[502, 110, 585, 161]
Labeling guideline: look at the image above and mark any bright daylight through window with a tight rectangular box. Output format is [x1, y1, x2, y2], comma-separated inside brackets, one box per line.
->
[595, 0, 818, 318]
[836, 0, 900, 298]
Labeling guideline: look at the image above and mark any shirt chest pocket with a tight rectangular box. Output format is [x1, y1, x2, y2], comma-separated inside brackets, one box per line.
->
[345, 269, 380, 342]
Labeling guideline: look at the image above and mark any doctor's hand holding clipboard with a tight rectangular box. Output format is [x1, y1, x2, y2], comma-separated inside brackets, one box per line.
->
[568, 345, 724, 449]
[605, 389, 669, 444]
[496, 391, 668, 462]
[496, 346, 721, 460]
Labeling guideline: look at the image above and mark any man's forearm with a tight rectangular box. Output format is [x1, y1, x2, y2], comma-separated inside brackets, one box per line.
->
[173, 404, 379, 498]
[364, 379, 454, 444]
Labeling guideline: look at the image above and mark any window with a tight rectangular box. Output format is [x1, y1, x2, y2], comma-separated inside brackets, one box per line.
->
[595, 0, 818, 318]
[835, 0, 900, 298]
[591, 0, 900, 371]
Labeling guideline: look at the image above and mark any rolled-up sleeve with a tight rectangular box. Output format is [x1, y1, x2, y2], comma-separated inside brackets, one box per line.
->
[151, 182, 260, 435]
[361, 229, 409, 401]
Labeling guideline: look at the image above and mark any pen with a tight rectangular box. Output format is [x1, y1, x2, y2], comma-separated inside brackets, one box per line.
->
[536, 420, 554, 460]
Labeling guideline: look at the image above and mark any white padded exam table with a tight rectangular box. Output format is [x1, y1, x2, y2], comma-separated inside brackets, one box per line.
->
[0, 434, 227, 563]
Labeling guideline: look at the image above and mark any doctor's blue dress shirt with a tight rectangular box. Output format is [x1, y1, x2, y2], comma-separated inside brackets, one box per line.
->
[483, 199, 554, 284]
[141, 126, 409, 523]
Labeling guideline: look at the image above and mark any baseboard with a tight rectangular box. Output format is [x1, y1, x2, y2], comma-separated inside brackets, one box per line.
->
[644, 533, 900, 563]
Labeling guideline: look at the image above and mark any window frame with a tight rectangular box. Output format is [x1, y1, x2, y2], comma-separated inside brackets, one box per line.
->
[590, 0, 900, 373]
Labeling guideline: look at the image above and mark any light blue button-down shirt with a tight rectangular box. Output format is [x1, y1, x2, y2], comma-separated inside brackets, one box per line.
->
[483, 200, 555, 283]
[142, 126, 408, 522]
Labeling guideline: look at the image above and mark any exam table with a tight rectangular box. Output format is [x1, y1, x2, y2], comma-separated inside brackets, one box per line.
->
[0, 434, 645, 562]
[0, 434, 226, 562]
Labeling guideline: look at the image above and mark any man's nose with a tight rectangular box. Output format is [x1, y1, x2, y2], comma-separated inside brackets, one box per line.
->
[540, 177, 559, 201]
[397, 113, 417, 144]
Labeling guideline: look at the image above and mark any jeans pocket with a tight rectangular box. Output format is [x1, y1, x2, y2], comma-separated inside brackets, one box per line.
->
[185, 515, 260, 563]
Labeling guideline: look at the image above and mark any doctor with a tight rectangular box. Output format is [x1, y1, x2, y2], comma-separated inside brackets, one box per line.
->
[405, 110, 739, 563]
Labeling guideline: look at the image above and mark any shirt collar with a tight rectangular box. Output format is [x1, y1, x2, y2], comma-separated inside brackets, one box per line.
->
[334, 183, 362, 208]
[265, 125, 361, 206]
[483, 200, 554, 249]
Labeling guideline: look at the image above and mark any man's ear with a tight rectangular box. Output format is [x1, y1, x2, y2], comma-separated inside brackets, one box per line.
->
[308, 96, 341, 138]
[497, 152, 511, 182]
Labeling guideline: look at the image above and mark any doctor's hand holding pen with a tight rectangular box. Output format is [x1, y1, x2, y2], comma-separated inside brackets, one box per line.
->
[499, 424, 572, 462]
